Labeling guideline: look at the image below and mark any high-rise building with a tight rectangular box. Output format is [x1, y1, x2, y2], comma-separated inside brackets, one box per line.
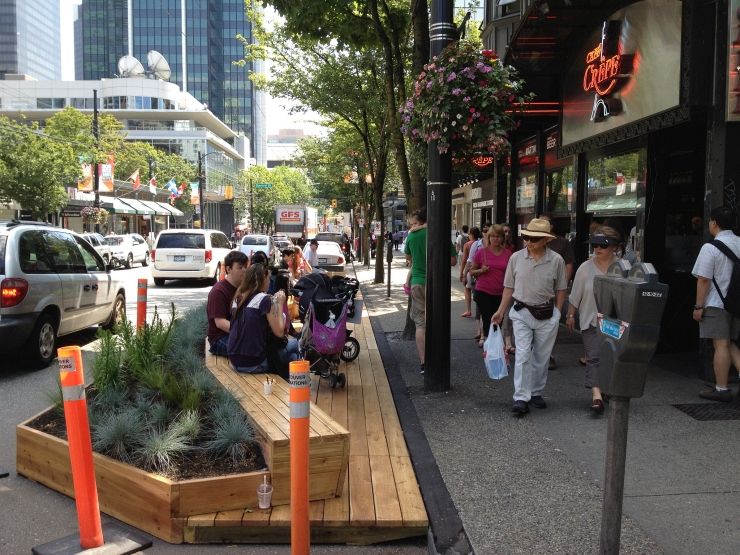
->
[0, 0, 61, 80]
[74, 0, 265, 163]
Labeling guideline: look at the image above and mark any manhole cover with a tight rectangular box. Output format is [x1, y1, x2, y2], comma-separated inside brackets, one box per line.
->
[672, 402, 740, 421]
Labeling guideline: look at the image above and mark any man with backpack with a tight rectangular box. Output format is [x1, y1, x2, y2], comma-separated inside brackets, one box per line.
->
[691, 206, 740, 402]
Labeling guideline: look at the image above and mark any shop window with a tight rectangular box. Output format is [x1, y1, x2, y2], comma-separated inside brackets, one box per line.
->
[545, 164, 574, 215]
[586, 150, 645, 214]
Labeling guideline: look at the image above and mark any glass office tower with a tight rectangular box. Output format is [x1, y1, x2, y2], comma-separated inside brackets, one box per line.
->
[75, 0, 257, 147]
[0, 0, 61, 80]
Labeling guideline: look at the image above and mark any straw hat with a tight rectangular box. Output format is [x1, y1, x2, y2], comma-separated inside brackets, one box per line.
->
[521, 218, 555, 238]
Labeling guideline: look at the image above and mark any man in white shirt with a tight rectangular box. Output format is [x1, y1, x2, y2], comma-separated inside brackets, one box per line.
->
[304, 239, 320, 267]
[691, 206, 740, 402]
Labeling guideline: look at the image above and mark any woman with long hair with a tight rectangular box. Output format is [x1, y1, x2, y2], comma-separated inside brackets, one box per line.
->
[228, 263, 299, 378]
[470, 225, 512, 347]
[566, 226, 622, 414]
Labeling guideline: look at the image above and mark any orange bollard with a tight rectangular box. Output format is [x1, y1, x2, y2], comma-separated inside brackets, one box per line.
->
[219, 259, 226, 281]
[58, 346, 104, 549]
[289, 360, 311, 554]
[136, 278, 147, 329]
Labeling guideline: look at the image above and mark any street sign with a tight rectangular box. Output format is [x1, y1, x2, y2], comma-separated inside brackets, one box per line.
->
[255, 183, 272, 189]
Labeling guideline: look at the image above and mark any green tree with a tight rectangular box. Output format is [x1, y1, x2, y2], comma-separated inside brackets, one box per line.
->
[0, 117, 78, 219]
[44, 107, 124, 162]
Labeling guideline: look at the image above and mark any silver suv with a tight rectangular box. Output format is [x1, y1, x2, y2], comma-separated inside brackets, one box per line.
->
[0, 221, 126, 368]
[81, 232, 113, 265]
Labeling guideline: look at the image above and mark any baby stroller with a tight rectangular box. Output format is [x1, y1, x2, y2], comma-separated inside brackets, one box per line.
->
[293, 273, 361, 388]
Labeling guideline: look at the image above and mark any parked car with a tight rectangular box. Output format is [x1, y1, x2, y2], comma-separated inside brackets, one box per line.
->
[150, 229, 233, 286]
[274, 238, 293, 251]
[104, 233, 149, 268]
[239, 234, 274, 259]
[0, 220, 126, 368]
[303, 240, 346, 277]
[81, 232, 113, 265]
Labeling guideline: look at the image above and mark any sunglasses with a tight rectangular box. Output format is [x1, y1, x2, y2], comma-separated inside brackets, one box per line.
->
[591, 244, 610, 249]
[523, 236, 544, 243]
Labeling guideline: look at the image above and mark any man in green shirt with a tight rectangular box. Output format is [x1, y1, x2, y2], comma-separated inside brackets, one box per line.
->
[404, 207, 457, 373]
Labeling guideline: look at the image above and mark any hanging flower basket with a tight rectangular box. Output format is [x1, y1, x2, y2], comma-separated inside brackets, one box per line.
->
[400, 41, 532, 162]
[80, 206, 110, 225]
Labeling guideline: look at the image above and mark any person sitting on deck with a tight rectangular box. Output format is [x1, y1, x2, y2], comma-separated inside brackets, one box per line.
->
[206, 250, 248, 356]
[228, 263, 300, 379]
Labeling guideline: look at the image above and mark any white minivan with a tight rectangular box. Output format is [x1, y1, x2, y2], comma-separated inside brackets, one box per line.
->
[150, 229, 233, 286]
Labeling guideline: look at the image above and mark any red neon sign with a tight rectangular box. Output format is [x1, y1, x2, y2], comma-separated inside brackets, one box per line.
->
[471, 155, 494, 168]
[583, 52, 623, 95]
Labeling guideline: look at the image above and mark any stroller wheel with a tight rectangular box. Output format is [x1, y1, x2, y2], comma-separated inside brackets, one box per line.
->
[337, 373, 346, 388]
[340, 337, 360, 362]
[328, 373, 338, 388]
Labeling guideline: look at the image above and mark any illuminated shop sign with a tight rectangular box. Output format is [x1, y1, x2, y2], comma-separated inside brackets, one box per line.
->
[583, 20, 634, 122]
[471, 155, 494, 168]
[728, 1, 740, 121]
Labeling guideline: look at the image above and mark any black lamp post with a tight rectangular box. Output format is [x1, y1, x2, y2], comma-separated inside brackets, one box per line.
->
[92, 89, 100, 233]
[425, 0, 455, 392]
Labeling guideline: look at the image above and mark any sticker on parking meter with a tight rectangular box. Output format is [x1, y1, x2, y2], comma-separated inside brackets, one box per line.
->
[58, 357, 76, 373]
[598, 315, 629, 340]
[290, 372, 311, 388]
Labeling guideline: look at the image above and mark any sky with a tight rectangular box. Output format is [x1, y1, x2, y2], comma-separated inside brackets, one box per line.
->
[58, 0, 323, 136]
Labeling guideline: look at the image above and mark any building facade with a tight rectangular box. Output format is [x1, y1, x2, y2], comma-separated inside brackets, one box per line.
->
[0, 76, 245, 235]
[0, 0, 61, 80]
[74, 0, 266, 164]
[477, 0, 739, 368]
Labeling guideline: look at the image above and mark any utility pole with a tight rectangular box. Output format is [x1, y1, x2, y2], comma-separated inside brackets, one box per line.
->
[425, 0, 455, 392]
[250, 172, 254, 233]
[92, 89, 100, 233]
[197, 151, 206, 229]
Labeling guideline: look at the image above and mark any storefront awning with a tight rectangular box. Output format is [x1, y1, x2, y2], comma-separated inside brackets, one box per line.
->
[160, 202, 185, 217]
[117, 198, 155, 215]
[138, 200, 172, 216]
[99, 196, 137, 215]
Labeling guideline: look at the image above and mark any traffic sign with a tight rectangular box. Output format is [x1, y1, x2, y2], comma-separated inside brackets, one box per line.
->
[255, 183, 272, 189]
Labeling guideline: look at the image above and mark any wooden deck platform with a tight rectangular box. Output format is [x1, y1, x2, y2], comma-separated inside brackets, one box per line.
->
[186, 305, 428, 545]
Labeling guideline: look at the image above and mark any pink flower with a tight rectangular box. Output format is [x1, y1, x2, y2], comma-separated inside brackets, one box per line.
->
[446, 72, 457, 82]
[452, 88, 462, 96]
[469, 107, 476, 113]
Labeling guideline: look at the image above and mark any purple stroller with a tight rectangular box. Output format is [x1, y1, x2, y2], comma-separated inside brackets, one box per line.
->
[299, 296, 360, 388]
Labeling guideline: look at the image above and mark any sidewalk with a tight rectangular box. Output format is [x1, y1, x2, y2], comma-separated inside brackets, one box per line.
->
[351, 253, 740, 555]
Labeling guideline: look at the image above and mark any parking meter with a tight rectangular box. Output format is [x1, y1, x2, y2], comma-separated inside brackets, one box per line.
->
[386, 238, 393, 297]
[593, 261, 669, 398]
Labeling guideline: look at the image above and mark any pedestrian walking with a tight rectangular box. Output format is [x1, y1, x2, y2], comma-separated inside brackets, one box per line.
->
[692, 205, 740, 402]
[492, 218, 567, 416]
[456, 225, 468, 263]
[459, 227, 480, 319]
[566, 226, 622, 414]
[470, 225, 511, 347]
[405, 207, 457, 374]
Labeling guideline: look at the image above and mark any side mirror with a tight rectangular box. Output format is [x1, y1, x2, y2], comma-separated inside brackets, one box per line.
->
[106, 262, 114, 272]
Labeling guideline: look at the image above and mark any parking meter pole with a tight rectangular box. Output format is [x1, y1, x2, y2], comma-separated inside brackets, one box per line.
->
[136, 278, 147, 329]
[386, 241, 393, 298]
[289, 360, 310, 555]
[600, 396, 630, 554]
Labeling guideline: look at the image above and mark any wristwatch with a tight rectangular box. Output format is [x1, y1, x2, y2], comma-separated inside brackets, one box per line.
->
[692, 305, 704, 310]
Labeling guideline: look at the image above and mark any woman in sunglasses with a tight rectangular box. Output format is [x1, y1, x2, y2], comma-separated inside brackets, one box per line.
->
[565, 226, 622, 415]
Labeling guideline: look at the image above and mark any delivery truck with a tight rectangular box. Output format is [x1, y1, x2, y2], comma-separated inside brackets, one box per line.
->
[275, 205, 318, 239]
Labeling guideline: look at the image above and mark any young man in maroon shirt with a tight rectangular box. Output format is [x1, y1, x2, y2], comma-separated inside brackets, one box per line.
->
[207, 250, 248, 355]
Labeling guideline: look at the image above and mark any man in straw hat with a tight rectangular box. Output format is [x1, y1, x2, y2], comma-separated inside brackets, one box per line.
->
[492, 218, 568, 415]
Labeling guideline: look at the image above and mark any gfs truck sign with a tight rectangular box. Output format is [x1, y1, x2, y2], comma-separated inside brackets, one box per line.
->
[277, 208, 304, 225]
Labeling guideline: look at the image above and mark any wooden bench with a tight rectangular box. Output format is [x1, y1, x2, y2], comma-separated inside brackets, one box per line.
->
[204, 348, 350, 506]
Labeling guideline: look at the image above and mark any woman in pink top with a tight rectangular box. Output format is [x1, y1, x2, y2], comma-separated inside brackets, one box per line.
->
[470, 225, 511, 347]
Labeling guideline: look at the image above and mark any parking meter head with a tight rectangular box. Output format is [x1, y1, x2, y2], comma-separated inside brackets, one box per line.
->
[594, 262, 669, 398]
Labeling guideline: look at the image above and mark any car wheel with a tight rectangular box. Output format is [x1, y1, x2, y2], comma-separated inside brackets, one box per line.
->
[142, 252, 149, 267]
[26, 313, 57, 369]
[102, 293, 126, 330]
[125, 253, 133, 269]
[154, 278, 166, 286]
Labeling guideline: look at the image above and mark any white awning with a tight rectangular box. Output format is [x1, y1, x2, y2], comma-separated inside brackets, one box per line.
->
[117, 198, 155, 215]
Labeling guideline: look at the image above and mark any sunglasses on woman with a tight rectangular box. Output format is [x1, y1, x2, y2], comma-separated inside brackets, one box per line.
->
[523, 236, 544, 243]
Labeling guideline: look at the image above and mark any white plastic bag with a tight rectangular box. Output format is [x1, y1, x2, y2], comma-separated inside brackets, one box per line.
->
[484, 325, 508, 380]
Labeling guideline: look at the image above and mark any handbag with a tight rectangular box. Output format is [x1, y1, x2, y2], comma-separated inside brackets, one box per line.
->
[514, 299, 554, 320]
[266, 332, 289, 376]
[484, 325, 508, 380]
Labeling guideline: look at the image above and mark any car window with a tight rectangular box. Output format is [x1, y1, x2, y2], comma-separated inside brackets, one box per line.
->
[75, 237, 105, 272]
[211, 233, 230, 249]
[131, 235, 142, 245]
[18, 231, 53, 274]
[242, 235, 267, 245]
[44, 231, 86, 273]
[156, 233, 206, 249]
[0, 235, 6, 274]
[105, 237, 123, 246]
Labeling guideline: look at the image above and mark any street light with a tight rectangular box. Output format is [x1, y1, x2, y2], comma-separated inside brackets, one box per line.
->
[197, 150, 223, 229]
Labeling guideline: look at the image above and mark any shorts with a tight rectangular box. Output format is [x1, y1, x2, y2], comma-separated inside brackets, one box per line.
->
[699, 307, 740, 340]
[410, 284, 426, 329]
[466, 274, 474, 289]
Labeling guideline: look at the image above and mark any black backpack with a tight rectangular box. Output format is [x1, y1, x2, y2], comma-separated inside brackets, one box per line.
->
[710, 240, 740, 317]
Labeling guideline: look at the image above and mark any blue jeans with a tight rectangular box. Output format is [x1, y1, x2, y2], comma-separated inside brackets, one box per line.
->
[209, 335, 229, 356]
[234, 359, 269, 374]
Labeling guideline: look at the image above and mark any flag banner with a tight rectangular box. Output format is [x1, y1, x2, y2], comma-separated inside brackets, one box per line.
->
[129, 169, 141, 191]
[149, 176, 157, 195]
[99, 163, 114, 193]
[190, 181, 199, 192]
[77, 163, 93, 192]
[178, 182, 186, 196]
[165, 179, 178, 195]
[224, 184, 233, 200]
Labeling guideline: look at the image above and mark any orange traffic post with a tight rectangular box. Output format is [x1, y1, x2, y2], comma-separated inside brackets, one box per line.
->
[289, 359, 311, 554]
[58, 346, 104, 549]
[136, 278, 147, 329]
[219, 259, 226, 281]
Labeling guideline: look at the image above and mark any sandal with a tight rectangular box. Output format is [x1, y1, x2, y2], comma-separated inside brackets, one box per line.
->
[591, 398, 605, 415]
[579, 357, 587, 366]
[461, 311, 472, 318]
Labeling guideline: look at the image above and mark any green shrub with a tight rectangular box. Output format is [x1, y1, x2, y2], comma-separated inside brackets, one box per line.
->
[92, 329, 124, 394]
[135, 420, 191, 475]
[92, 409, 141, 463]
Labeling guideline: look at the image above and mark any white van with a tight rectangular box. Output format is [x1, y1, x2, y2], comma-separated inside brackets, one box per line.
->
[151, 229, 233, 286]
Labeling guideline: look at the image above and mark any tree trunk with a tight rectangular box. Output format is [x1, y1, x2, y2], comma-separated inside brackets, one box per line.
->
[409, 0, 430, 212]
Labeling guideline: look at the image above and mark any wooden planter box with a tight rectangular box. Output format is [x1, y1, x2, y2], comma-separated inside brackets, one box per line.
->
[16, 410, 269, 544]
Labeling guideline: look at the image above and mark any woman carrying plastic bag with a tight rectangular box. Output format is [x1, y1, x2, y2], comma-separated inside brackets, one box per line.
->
[484, 325, 508, 380]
